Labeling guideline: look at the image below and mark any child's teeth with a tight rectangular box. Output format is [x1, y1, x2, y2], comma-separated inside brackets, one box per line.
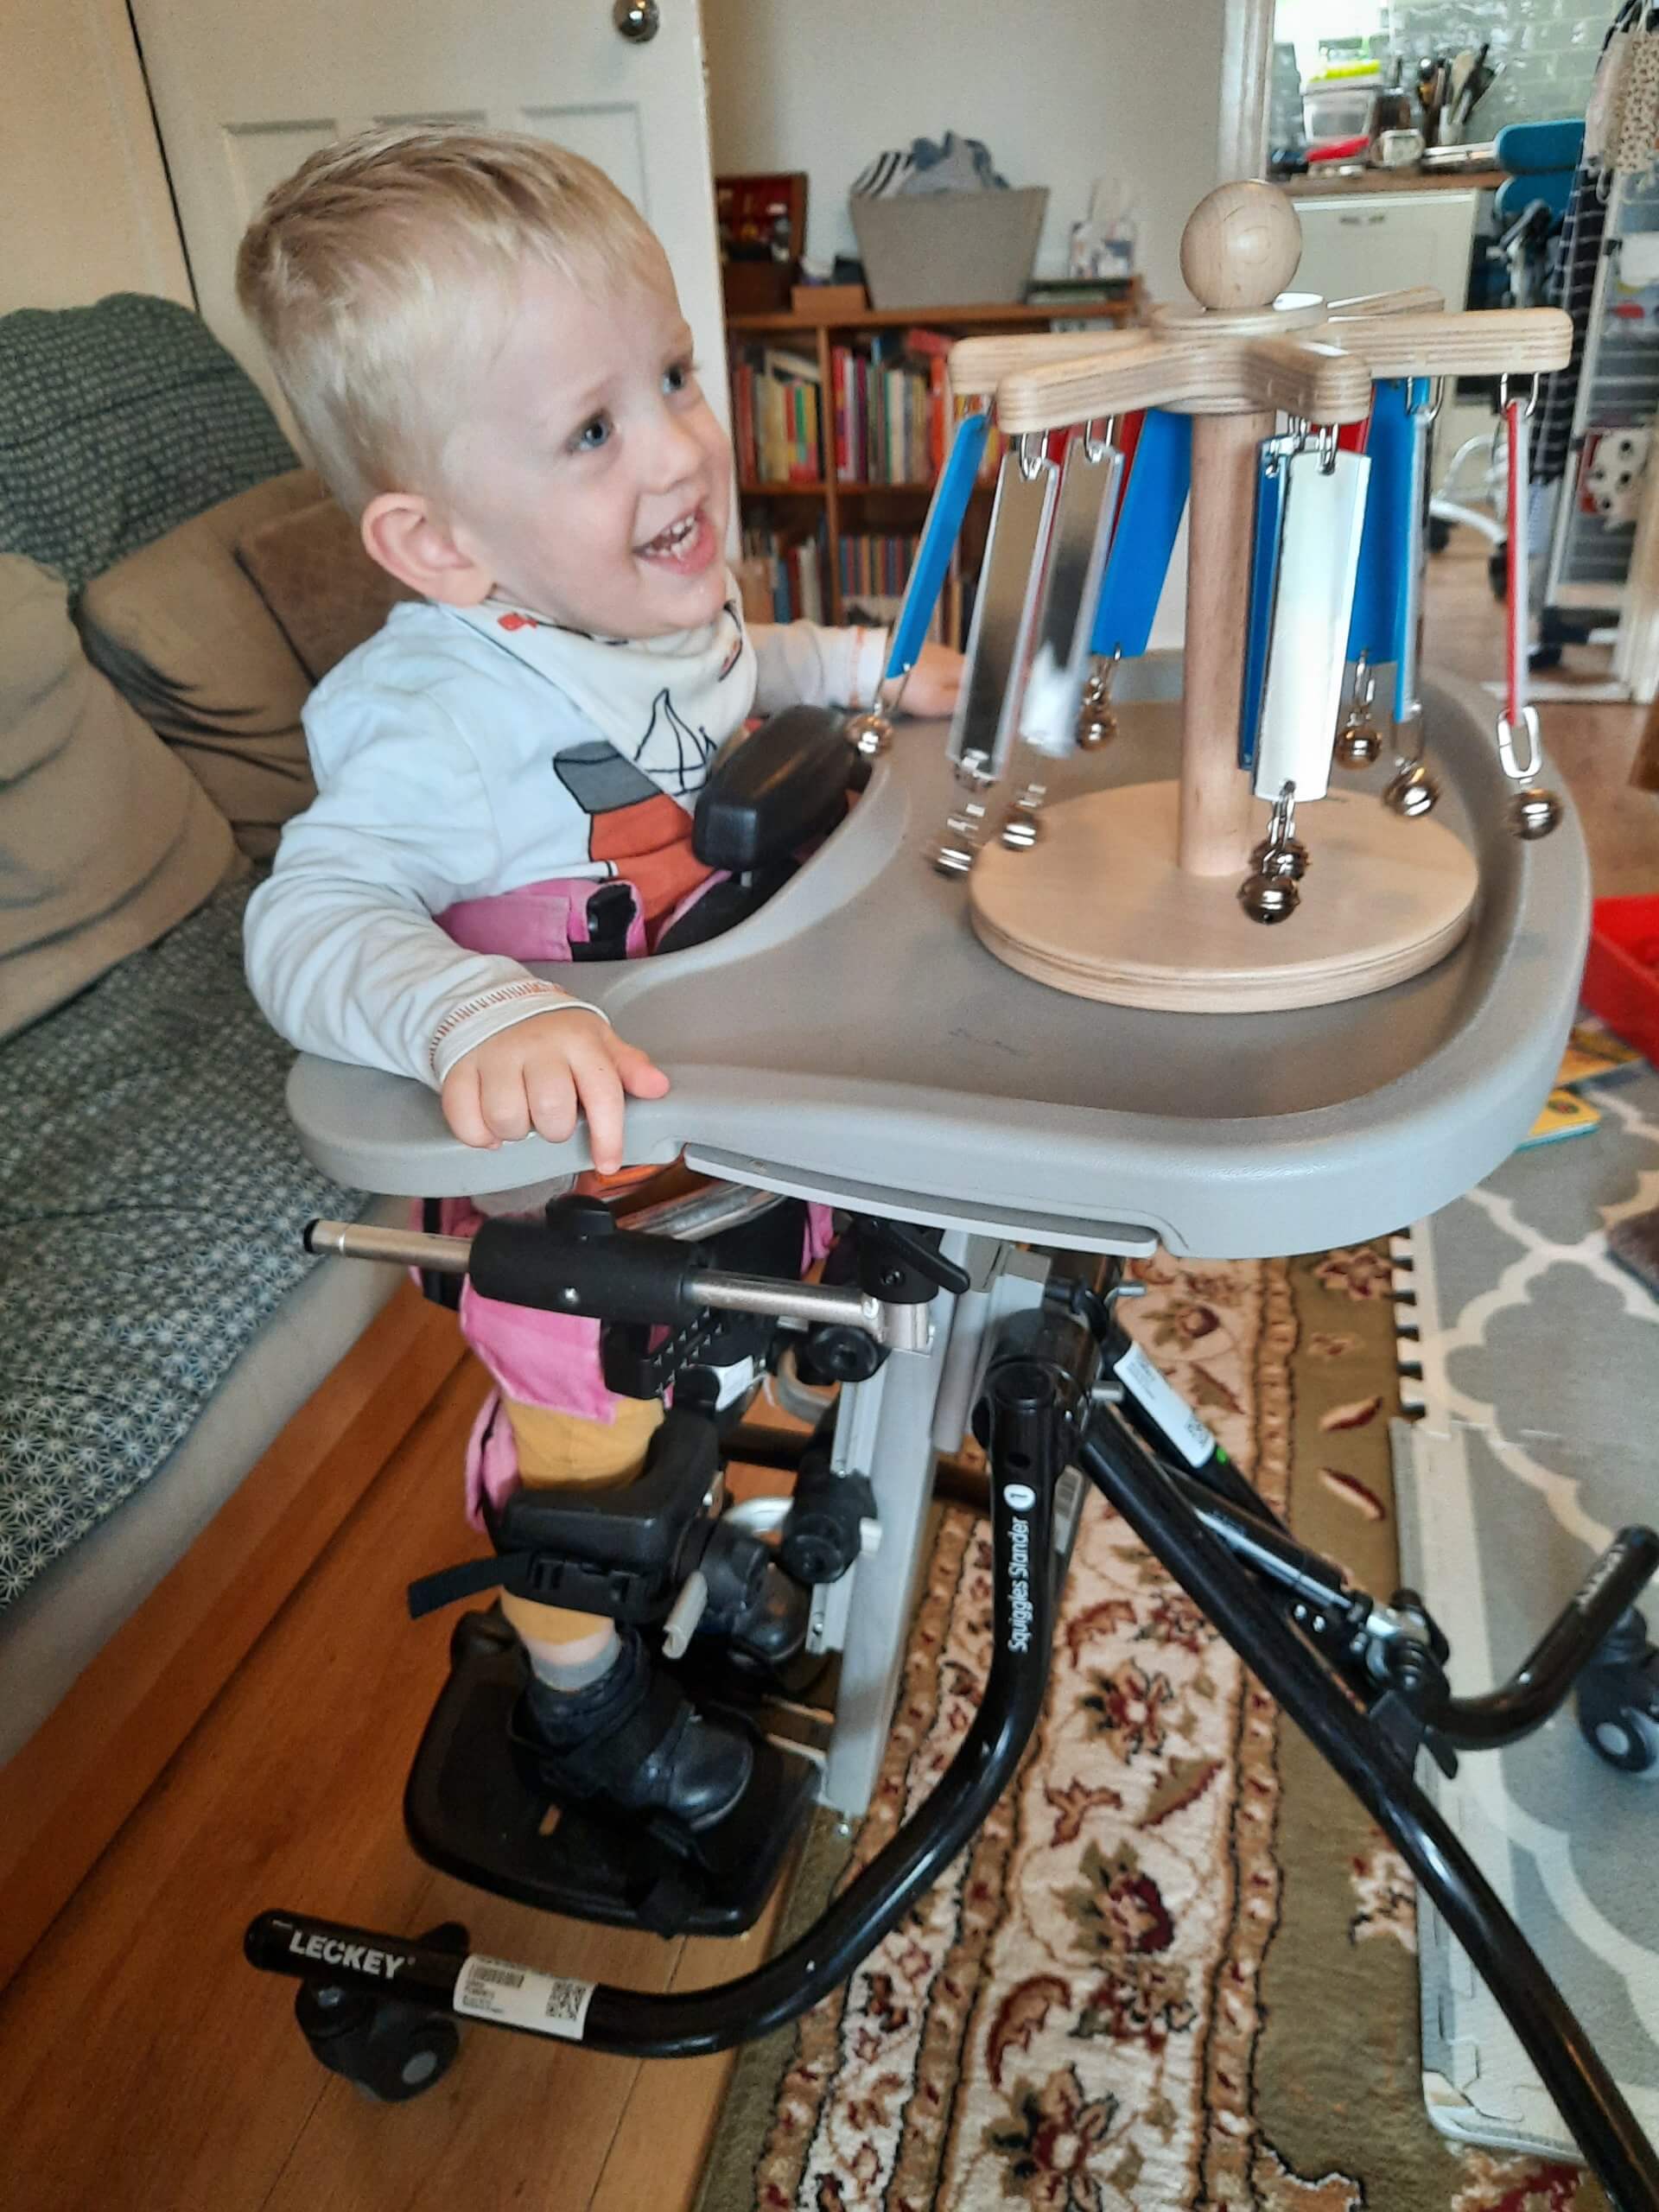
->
[645, 514, 696, 554]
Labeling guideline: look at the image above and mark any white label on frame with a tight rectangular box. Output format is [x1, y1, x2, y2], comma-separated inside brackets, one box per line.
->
[454, 1955, 595, 2040]
[1113, 1342, 1217, 1470]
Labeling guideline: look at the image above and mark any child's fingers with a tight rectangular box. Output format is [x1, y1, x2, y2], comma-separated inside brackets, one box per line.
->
[569, 1050, 628, 1173]
[439, 1063, 500, 1149]
[524, 1063, 580, 1148]
[478, 1061, 533, 1143]
[613, 1040, 671, 1099]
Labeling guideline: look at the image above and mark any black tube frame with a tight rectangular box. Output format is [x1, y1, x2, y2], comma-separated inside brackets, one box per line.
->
[1077, 1409, 1659, 2212]
[245, 1294, 1659, 2208]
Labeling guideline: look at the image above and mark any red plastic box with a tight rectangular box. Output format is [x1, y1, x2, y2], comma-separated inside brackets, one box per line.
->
[1582, 894, 1659, 1066]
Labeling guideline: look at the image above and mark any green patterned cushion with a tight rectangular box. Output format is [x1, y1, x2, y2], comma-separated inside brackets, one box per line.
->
[0, 294, 296, 595]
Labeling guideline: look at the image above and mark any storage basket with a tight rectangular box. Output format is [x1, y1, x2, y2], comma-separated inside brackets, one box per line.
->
[849, 187, 1048, 311]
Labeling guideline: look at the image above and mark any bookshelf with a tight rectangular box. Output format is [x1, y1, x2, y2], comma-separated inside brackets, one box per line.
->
[726, 291, 1141, 631]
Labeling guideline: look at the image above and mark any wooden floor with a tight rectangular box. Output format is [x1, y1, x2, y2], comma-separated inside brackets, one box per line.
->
[4, 544, 1658, 2212]
[0, 1358, 795, 2212]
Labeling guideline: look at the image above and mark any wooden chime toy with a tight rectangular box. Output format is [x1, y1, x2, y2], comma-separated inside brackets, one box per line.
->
[866, 181, 1572, 1015]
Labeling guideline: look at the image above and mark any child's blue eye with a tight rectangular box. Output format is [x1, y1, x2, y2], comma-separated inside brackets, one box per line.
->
[571, 414, 612, 453]
[664, 359, 696, 396]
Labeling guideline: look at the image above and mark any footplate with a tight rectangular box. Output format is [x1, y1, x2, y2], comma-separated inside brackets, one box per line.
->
[404, 1610, 820, 1939]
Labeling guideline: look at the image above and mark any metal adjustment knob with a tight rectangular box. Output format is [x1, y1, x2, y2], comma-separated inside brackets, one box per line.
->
[1382, 759, 1440, 817]
[1510, 785, 1564, 841]
[932, 798, 988, 877]
[1000, 784, 1046, 850]
[1249, 833, 1308, 880]
[845, 709, 892, 760]
[613, 0, 659, 39]
[1237, 871, 1300, 924]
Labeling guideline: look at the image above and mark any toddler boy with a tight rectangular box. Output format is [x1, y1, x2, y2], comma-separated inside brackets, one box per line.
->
[238, 127, 961, 1833]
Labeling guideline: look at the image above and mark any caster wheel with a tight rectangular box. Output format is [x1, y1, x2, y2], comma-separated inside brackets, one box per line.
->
[1580, 1704, 1659, 1774]
[1428, 515, 1452, 554]
[1529, 644, 1563, 673]
[1488, 543, 1507, 600]
[296, 1920, 467, 2099]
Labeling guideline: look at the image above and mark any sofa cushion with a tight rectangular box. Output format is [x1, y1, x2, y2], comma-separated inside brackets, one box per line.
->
[0, 294, 296, 594]
[235, 492, 415, 684]
[77, 471, 326, 860]
[0, 877, 370, 1612]
[0, 555, 233, 1041]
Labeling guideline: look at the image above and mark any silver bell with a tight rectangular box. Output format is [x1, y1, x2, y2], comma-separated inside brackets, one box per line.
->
[1382, 760, 1440, 818]
[932, 799, 987, 878]
[1075, 657, 1118, 751]
[845, 709, 892, 760]
[1237, 870, 1300, 925]
[1510, 785, 1564, 841]
[1249, 834, 1309, 881]
[1001, 785, 1046, 850]
[1334, 718, 1382, 770]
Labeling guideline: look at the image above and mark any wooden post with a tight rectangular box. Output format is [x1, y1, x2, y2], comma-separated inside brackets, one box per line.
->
[1179, 410, 1269, 874]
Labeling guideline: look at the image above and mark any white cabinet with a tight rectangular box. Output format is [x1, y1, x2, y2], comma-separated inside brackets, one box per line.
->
[1291, 188, 1481, 309]
[1292, 188, 1487, 492]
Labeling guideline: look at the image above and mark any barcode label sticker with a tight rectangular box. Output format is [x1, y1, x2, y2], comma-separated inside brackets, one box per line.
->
[454, 1954, 594, 2040]
[1114, 1341, 1217, 1470]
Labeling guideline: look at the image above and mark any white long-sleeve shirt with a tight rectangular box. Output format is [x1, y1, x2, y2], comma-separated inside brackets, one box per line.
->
[243, 601, 887, 1086]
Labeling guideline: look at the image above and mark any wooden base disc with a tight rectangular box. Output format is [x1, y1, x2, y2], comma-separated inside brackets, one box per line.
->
[969, 780, 1478, 1013]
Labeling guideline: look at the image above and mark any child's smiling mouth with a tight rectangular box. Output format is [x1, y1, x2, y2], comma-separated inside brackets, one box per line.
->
[636, 505, 716, 573]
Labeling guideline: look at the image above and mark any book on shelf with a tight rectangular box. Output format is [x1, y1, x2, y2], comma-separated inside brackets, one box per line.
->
[830, 331, 1003, 486]
[732, 344, 823, 484]
[839, 544, 968, 652]
[742, 516, 829, 625]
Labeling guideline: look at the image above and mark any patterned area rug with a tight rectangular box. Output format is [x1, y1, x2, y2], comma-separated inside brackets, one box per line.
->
[697, 1247, 1608, 2211]
[1396, 1061, 1659, 2170]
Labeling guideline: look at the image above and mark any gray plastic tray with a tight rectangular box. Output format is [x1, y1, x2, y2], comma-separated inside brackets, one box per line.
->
[287, 658, 1588, 1258]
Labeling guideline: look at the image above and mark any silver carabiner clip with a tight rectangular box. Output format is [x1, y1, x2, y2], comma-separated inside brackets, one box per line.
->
[1496, 703, 1542, 782]
[1315, 422, 1338, 474]
[1497, 372, 1541, 421]
[1017, 430, 1048, 481]
[1081, 415, 1116, 463]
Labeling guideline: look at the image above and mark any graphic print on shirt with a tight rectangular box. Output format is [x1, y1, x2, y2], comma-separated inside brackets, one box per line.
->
[633, 687, 716, 796]
[619, 597, 744, 797]
[552, 741, 712, 922]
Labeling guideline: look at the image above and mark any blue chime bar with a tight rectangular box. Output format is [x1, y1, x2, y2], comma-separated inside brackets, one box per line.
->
[1088, 409, 1192, 662]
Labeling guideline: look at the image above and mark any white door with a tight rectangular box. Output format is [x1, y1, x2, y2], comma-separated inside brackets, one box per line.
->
[1, 0, 191, 314]
[128, 0, 729, 435]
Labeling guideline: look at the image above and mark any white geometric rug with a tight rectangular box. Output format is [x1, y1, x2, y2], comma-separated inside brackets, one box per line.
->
[1393, 1061, 1659, 2161]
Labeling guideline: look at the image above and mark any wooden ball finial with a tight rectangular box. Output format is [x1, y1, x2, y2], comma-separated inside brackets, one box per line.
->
[1179, 181, 1302, 313]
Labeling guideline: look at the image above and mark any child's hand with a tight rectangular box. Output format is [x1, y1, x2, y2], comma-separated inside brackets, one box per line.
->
[896, 642, 965, 720]
[441, 1009, 671, 1171]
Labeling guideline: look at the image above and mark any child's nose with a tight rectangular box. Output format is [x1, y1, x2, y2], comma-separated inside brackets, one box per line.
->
[644, 405, 706, 490]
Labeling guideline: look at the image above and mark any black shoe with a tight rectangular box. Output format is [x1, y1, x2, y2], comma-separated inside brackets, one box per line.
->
[517, 1626, 753, 1833]
[700, 1561, 812, 1669]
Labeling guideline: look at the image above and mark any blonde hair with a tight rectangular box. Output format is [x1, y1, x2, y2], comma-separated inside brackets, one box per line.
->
[236, 125, 664, 515]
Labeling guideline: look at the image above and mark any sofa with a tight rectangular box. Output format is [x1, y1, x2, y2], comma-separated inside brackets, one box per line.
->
[0, 296, 462, 1987]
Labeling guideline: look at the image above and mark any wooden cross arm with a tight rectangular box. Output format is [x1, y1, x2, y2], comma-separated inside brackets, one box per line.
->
[992, 332, 1372, 431]
[1316, 306, 1572, 378]
[1326, 285, 1446, 316]
[947, 328, 1148, 403]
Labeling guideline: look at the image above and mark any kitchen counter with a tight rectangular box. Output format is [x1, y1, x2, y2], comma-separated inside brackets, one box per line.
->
[1283, 165, 1505, 196]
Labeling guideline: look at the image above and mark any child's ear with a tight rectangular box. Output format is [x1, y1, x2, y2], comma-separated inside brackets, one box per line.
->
[360, 492, 493, 605]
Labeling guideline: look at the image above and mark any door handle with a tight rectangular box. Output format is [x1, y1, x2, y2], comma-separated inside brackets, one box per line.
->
[613, 0, 659, 39]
